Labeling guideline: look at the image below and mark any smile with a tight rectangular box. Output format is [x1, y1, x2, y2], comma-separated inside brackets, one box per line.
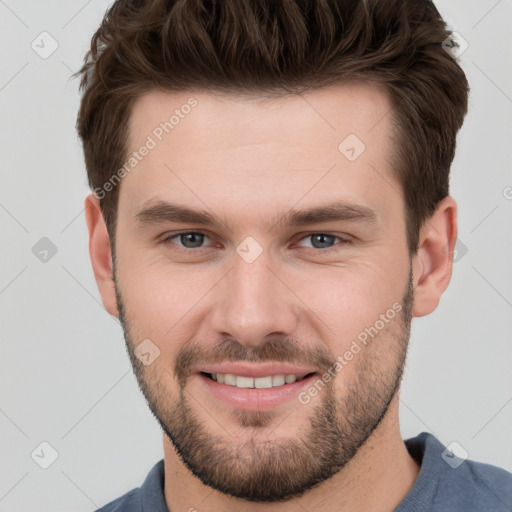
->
[203, 372, 316, 389]
[197, 371, 320, 412]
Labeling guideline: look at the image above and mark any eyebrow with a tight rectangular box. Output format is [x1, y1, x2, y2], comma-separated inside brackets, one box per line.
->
[134, 199, 378, 232]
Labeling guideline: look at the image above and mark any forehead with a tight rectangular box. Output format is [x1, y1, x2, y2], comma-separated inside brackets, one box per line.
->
[128, 81, 392, 155]
[120, 82, 398, 223]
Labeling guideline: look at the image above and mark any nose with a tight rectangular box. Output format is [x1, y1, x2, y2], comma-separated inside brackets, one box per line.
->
[209, 246, 299, 349]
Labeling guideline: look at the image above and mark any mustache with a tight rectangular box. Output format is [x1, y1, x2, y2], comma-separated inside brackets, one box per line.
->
[174, 336, 336, 388]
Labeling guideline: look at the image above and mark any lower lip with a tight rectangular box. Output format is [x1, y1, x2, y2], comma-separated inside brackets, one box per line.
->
[195, 373, 318, 412]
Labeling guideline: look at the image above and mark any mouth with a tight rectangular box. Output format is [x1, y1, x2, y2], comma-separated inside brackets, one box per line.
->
[196, 370, 320, 412]
[200, 371, 317, 389]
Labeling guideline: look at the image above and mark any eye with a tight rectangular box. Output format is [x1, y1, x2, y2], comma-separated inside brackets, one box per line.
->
[295, 233, 349, 250]
[160, 231, 350, 252]
[161, 231, 213, 250]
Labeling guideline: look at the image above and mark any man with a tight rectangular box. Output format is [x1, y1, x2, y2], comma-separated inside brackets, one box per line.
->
[77, 0, 512, 510]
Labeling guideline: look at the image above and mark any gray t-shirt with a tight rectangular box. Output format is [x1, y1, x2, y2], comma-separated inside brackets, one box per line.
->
[95, 432, 512, 511]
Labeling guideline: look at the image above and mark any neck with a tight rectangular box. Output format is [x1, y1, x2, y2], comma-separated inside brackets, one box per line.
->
[163, 393, 420, 512]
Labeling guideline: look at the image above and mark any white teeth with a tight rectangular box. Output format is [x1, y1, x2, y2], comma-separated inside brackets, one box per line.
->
[272, 375, 285, 386]
[210, 373, 306, 388]
[224, 374, 237, 386]
[255, 376, 273, 389]
[236, 376, 254, 388]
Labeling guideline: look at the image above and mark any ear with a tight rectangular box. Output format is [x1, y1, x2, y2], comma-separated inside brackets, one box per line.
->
[84, 193, 119, 318]
[411, 196, 458, 317]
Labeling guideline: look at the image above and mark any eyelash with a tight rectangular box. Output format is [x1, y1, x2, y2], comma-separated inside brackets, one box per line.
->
[160, 231, 351, 253]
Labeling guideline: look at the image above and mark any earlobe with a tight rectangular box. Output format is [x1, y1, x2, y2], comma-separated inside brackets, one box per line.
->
[412, 196, 458, 317]
[84, 193, 119, 318]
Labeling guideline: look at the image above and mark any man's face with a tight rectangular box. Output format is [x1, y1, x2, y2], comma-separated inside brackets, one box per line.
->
[112, 82, 414, 502]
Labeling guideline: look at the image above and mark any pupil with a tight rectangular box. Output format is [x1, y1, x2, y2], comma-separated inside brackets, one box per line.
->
[182, 233, 203, 248]
[312, 234, 334, 249]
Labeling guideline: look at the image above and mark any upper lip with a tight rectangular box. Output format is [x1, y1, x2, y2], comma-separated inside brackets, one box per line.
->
[196, 362, 317, 380]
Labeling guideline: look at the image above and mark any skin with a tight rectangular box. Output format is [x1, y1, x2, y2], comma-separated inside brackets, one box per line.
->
[85, 81, 458, 512]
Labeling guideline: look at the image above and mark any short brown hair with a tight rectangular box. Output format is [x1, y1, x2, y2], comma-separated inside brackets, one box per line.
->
[76, 0, 469, 254]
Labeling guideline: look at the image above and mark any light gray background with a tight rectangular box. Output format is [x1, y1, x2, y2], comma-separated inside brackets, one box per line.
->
[1, 1, 511, 511]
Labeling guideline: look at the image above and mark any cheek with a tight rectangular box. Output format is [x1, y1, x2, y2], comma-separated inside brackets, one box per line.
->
[116, 254, 217, 354]
[283, 259, 407, 349]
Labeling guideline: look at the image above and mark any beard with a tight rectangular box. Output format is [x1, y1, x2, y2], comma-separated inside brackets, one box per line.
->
[113, 263, 414, 503]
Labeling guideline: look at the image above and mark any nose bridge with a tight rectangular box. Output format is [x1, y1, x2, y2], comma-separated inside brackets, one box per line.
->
[210, 243, 298, 346]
